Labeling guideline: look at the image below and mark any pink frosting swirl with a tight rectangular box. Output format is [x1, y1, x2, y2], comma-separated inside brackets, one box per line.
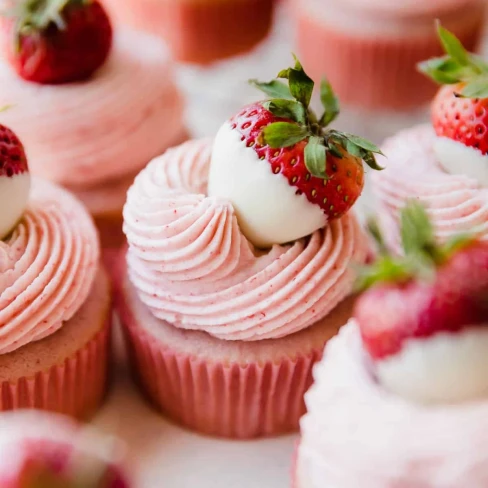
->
[298, 322, 488, 488]
[372, 125, 488, 253]
[0, 179, 99, 354]
[0, 30, 184, 188]
[123, 139, 369, 341]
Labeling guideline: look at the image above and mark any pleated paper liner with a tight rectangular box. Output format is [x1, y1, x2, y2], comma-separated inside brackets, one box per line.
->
[104, 0, 275, 64]
[115, 266, 355, 439]
[295, 2, 485, 110]
[0, 269, 112, 420]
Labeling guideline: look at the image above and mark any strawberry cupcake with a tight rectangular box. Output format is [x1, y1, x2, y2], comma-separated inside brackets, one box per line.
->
[115, 59, 382, 438]
[0, 411, 130, 487]
[102, 0, 276, 64]
[373, 25, 488, 252]
[294, 0, 486, 111]
[295, 203, 488, 488]
[0, 0, 186, 253]
[0, 122, 111, 419]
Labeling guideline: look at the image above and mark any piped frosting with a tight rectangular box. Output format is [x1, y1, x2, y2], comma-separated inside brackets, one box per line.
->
[123, 139, 369, 341]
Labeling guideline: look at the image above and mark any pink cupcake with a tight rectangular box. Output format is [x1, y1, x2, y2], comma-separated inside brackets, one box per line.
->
[373, 26, 488, 249]
[0, 411, 130, 487]
[115, 60, 383, 438]
[296, 203, 488, 487]
[294, 0, 486, 111]
[102, 0, 276, 64]
[0, 123, 110, 419]
[0, 0, 186, 253]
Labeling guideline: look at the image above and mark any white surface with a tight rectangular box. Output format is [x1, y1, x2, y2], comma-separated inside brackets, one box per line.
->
[92, 331, 296, 488]
[208, 122, 326, 247]
[434, 136, 488, 187]
[377, 327, 488, 404]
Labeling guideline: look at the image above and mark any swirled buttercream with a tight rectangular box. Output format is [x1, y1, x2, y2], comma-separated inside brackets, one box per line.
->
[0, 30, 184, 187]
[123, 139, 368, 341]
[297, 322, 488, 488]
[372, 125, 488, 253]
[0, 179, 99, 354]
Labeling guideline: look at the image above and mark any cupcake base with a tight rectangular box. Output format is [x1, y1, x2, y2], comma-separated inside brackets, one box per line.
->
[0, 268, 112, 420]
[104, 0, 275, 64]
[295, 1, 486, 110]
[115, 260, 355, 439]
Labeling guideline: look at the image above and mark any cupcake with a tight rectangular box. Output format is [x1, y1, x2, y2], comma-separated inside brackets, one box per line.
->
[372, 25, 488, 252]
[115, 59, 382, 438]
[295, 202, 488, 487]
[0, 0, 186, 252]
[0, 411, 130, 487]
[0, 122, 110, 418]
[294, 0, 486, 111]
[102, 0, 276, 64]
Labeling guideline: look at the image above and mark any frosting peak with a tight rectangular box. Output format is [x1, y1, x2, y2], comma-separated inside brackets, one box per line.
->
[124, 139, 369, 341]
[0, 179, 99, 353]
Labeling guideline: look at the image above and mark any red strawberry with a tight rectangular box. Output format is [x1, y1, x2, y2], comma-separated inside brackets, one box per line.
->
[208, 57, 383, 248]
[4, 0, 113, 84]
[229, 102, 366, 220]
[0, 120, 30, 239]
[355, 202, 488, 403]
[0, 123, 28, 177]
[431, 85, 488, 154]
[419, 22, 488, 153]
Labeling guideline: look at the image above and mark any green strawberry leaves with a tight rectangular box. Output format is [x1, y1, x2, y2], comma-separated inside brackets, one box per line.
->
[355, 201, 479, 291]
[418, 21, 488, 98]
[250, 54, 384, 179]
[249, 79, 293, 100]
[304, 136, 327, 178]
[460, 75, 488, 98]
[262, 99, 307, 125]
[277, 55, 314, 108]
[262, 122, 310, 148]
[319, 79, 340, 126]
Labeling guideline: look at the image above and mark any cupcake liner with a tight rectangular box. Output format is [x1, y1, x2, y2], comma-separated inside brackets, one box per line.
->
[0, 322, 111, 420]
[296, 6, 485, 110]
[122, 319, 321, 439]
[104, 0, 274, 64]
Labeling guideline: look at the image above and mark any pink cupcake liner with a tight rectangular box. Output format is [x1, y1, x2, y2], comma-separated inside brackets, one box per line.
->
[295, 5, 485, 110]
[122, 318, 321, 438]
[113, 257, 353, 438]
[104, 0, 274, 64]
[0, 322, 111, 420]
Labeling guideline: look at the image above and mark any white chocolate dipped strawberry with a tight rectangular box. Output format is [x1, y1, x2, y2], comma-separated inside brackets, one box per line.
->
[355, 202, 488, 404]
[419, 22, 488, 187]
[207, 57, 383, 248]
[0, 121, 30, 240]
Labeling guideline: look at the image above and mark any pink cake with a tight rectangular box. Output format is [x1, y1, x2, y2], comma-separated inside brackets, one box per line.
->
[293, 0, 486, 110]
[0, 6, 186, 251]
[295, 203, 488, 488]
[115, 58, 386, 438]
[102, 0, 275, 64]
[0, 127, 111, 418]
[0, 411, 130, 487]
[116, 140, 367, 438]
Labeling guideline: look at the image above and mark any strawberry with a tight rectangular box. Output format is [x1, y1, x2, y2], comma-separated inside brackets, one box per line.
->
[208, 56, 383, 248]
[354, 202, 488, 403]
[4, 0, 113, 84]
[419, 21, 488, 153]
[229, 103, 366, 220]
[0, 123, 28, 178]
[0, 118, 30, 240]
